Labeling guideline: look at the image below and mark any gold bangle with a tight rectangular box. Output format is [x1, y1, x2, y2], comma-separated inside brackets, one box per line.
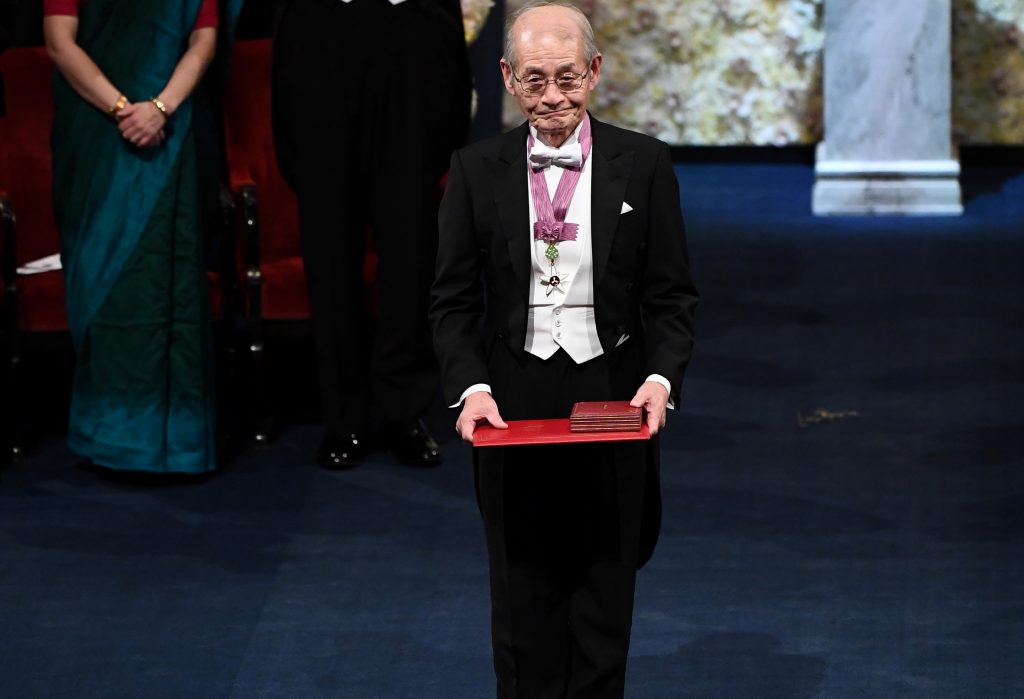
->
[150, 97, 168, 119]
[108, 94, 128, 119]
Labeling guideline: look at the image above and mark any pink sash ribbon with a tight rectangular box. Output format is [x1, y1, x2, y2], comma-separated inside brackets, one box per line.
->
[528, 114, 593, 244]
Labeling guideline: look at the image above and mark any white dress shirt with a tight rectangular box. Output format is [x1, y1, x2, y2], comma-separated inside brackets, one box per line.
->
[525, 123, 604, 364]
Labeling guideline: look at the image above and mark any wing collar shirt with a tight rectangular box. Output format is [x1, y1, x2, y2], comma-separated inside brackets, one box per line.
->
[524, 121, 603, 364]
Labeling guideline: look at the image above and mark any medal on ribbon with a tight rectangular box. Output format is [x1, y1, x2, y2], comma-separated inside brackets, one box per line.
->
[528, 115, 592, 296]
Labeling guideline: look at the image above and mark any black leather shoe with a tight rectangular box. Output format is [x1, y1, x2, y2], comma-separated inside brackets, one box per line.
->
[382, 418, 441, 467]
[318, 433, 368, 470]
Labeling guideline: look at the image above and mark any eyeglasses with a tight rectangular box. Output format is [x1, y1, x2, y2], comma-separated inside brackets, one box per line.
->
[510, 67, 591, 95]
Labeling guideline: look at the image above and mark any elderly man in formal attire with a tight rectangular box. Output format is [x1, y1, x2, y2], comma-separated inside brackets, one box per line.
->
[430, 2, 698, 696]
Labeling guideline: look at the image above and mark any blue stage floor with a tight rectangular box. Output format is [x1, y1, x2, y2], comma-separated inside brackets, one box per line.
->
[1, 161, 1022, 698]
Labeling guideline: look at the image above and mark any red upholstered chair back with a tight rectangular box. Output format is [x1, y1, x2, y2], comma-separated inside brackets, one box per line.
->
[222, 38, 308, 320]
[223, 39, 297, 263]
[222, 38, 379, 321]
[0, 46, 68, 332]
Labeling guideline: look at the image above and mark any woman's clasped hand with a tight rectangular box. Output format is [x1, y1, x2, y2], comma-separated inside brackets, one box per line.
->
[116, 99, 166, 147]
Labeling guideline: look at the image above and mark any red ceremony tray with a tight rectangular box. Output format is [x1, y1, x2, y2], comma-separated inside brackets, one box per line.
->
[473, 418, 650, 447]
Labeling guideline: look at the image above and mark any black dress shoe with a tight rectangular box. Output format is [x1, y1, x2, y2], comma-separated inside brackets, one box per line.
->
[382, 418, 441, 467]
[318, 433, 368, 470]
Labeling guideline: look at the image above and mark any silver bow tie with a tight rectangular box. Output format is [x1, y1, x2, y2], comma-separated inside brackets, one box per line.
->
[529, 142, 583, 170]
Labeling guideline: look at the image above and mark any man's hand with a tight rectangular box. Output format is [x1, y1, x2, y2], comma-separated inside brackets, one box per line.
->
[630, 380, 669, 436]
[455, 391, 507, 443]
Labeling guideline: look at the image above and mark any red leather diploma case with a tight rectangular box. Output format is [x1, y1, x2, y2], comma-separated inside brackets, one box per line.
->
[473, 419, 651, 447]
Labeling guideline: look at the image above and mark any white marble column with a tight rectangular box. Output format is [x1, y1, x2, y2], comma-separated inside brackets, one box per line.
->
[813, 0, 962, 215]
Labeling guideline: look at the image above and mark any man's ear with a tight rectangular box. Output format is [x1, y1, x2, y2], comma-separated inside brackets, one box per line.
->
[588, 53, 603, 90]
[499, 59, 517, 97]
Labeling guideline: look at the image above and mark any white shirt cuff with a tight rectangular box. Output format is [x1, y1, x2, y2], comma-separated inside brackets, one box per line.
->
[450, 383, 492, 409]
[645, 374, 675, 410]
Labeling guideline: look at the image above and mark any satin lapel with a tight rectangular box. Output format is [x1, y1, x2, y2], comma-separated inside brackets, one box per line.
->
[590, 123, 634, 288]
[485, 124, 531, 305]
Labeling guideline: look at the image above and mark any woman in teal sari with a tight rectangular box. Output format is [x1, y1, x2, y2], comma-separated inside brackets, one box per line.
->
[44, 0, 219, 474]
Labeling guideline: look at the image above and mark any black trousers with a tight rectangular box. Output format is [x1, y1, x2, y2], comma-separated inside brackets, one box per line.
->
[271, 0, 470, 435]
[477, 346, 651, 698]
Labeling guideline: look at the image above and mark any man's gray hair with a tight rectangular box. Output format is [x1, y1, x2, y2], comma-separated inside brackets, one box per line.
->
[503, 1, 599, 70]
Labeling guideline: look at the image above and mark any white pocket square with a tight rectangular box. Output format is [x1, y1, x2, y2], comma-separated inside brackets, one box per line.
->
[620, 202, 633, 215]
[615, 333, 630, 347]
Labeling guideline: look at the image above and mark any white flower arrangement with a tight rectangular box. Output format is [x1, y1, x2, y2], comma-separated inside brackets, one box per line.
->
[952, 0, 1024, 143]
[501, 0, 1023, 145]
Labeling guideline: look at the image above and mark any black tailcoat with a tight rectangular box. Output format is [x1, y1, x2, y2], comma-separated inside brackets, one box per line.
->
[431, 115, 698, 567]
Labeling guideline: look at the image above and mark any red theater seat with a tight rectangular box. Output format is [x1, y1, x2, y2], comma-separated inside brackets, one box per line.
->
[222, 39, 307, 322]
[0, 46, 67, 335]
[0, 47, 68, 459]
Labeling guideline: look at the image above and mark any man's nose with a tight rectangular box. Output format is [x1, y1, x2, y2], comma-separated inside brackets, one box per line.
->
[540, 80, 566, 105]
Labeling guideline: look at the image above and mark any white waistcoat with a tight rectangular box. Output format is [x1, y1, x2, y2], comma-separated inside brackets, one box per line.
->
[524, 126, 603, 364]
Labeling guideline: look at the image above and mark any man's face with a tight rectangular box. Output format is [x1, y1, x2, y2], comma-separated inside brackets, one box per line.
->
[501, 8, 601, 147]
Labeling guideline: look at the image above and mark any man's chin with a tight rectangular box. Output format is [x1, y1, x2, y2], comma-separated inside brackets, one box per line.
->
[533, 113, 580, 138]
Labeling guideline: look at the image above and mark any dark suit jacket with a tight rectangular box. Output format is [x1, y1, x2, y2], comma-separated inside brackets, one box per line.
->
[430, 114, 698, 567]
[272, 0, 470, 191]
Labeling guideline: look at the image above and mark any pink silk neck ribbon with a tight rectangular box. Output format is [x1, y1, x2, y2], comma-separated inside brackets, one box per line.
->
[528, 114, 593, 244]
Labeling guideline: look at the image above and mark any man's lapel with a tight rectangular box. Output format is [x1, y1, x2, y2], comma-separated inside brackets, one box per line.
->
[485, 123, 531, 305]
[482, 118, 634, 299]
[589, 117, 633, 287]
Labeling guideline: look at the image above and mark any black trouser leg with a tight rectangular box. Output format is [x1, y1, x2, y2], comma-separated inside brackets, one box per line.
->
[367, 173, 440, 424]
[478, 349, 640, 697]
[484, 524, 638, 698]
[294, 178, 372, 437]
[566, 559, 637, 698]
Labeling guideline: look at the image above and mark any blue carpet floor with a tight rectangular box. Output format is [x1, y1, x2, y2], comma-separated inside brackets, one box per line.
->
[1, 161, 1021, 698]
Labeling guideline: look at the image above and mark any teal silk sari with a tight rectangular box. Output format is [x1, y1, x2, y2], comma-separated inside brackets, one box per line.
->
[51, 0, 217, 473]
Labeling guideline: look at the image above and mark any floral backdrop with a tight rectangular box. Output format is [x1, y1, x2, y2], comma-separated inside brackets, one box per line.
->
[953, 0, 1024, 143]
[498, 0, 1024, 145]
